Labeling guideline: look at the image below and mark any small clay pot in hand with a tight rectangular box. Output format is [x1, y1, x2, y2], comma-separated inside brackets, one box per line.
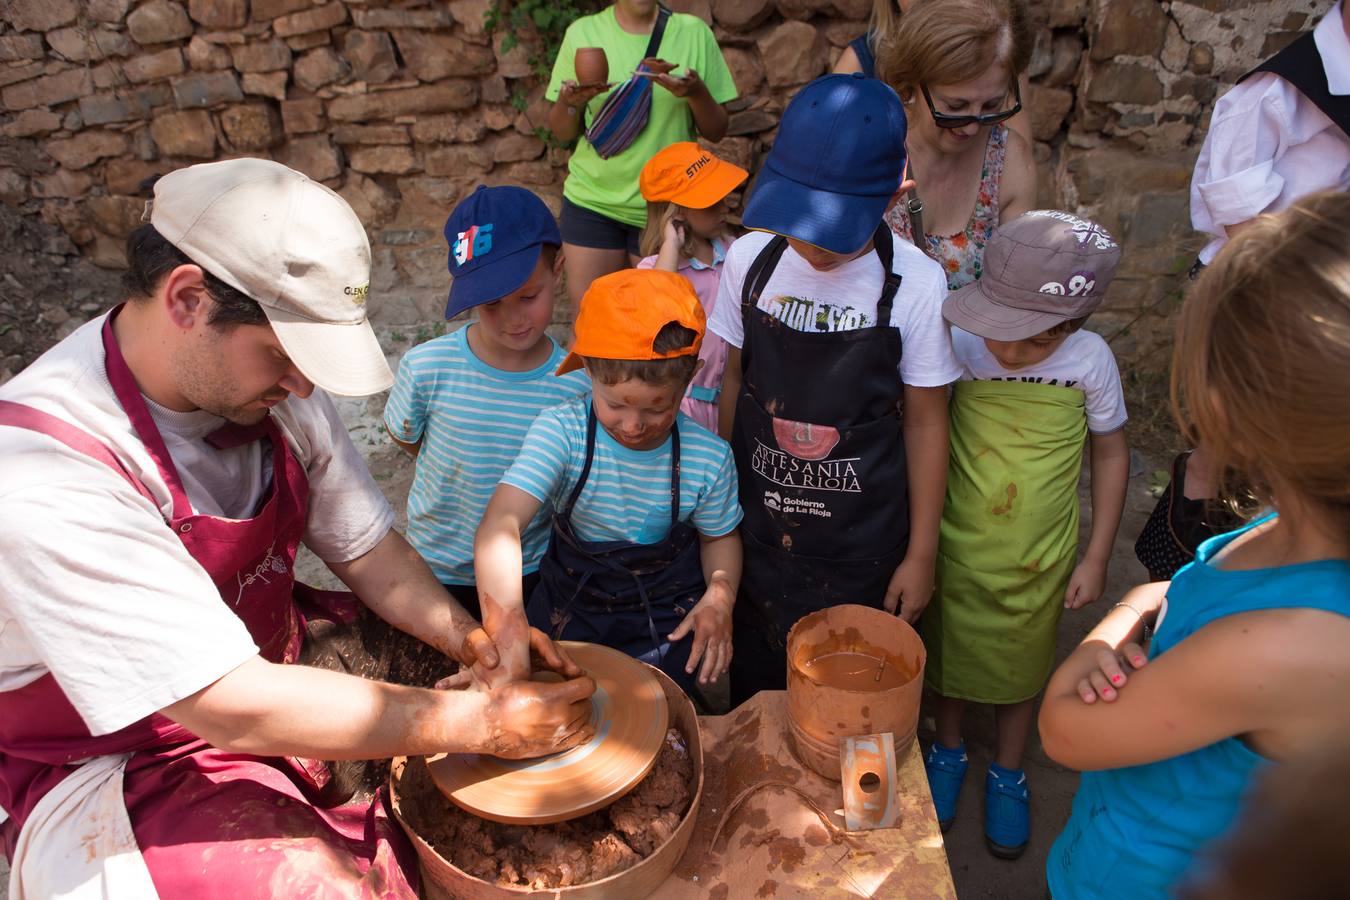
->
[574, 47, 608, 85]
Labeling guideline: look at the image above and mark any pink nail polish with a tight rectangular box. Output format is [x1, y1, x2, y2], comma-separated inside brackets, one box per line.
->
[1111, 674, 1123, 685]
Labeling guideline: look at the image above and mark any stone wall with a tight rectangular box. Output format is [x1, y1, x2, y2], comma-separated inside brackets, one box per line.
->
[0, 0, 1336, 394]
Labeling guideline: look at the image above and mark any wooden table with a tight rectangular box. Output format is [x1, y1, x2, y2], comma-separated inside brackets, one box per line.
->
[650, 691, 956, 899]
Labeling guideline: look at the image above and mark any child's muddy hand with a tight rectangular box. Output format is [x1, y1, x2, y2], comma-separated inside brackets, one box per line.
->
[480, 676, 597, 758]
[1064, 560, 1107, 610]
[669, 585, 733, 684]
[527, 627, 584, 679]
[457, 626, 500, 672]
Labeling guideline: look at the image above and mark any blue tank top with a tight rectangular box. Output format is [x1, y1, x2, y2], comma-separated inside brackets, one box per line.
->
[849, 32, 876, 79]
[1046, 514, 1350, 899]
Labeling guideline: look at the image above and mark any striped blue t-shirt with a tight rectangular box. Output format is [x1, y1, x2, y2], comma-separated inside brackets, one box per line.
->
[502, 396, 742, 544]
[383, 327, 589, 584]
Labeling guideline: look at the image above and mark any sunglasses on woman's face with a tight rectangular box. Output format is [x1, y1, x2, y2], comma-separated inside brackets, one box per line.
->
[921, 81, 1022, 129]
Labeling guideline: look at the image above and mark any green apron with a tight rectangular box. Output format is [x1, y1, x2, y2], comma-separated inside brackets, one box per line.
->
[923, 380, 1087, 704]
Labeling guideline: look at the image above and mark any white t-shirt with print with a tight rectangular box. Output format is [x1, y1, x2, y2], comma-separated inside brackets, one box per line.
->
[708, 230, 963, 388]
[0, 315, 394, 736]
[951, 326, 1128, 434]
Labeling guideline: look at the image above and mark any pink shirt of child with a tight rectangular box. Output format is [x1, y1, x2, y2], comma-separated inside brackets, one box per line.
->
[637, 238, 729, 433]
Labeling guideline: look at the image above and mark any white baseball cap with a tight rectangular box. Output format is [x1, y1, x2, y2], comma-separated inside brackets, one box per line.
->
[150, 158, 393, 396]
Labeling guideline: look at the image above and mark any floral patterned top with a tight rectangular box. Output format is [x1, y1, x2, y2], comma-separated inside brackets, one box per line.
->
[886, 124, 1008, 291]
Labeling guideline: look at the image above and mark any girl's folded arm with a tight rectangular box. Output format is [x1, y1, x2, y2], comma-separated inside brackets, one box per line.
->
[1038, 605, 1300, 772]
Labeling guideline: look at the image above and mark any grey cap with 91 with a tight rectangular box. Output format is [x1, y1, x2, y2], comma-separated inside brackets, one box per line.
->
[942, 210, 1121, 341]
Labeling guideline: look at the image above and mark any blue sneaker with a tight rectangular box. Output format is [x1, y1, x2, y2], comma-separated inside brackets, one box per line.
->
[984, 763, 1030, 859]
[923, 741, 968, 832]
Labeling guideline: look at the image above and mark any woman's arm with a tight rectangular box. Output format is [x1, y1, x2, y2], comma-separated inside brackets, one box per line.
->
[547, 81, 612, 142]
[998, 127, 1038, 223]
[653, 68, 729, 142]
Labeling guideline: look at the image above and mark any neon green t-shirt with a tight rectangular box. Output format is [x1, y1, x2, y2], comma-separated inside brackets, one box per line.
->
[546, 7, 737, 228]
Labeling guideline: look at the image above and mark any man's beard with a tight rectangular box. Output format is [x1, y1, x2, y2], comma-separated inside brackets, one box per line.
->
[170, 343, 276, 425]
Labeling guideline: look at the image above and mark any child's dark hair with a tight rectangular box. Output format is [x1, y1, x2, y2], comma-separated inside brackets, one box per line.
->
[1042, 315, 1090, 337]
[583, 321, 700, 386]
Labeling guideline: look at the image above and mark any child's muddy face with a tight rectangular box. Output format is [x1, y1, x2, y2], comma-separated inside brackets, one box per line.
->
[590, 377, 683, 451]
[983, 329, 1070, 370]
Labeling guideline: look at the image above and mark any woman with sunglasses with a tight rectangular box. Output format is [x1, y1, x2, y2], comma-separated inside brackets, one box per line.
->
[877, 0, 1037, 289]
[831, 0, 1033, 149]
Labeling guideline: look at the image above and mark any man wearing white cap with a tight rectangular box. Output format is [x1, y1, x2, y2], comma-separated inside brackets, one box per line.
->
[0, 159, 595, 898]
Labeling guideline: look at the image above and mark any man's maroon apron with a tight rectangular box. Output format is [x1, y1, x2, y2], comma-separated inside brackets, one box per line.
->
[0, 309, 417, 897]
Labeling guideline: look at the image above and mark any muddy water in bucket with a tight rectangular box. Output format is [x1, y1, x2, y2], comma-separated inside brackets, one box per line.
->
[786, 604, 927, 781]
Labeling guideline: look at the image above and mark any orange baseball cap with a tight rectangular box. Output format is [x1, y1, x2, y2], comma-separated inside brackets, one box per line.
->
[639, 142, 748, 209]
[557, 269, 706, 375]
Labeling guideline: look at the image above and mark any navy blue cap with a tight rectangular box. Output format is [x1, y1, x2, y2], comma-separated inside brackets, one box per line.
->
[443, 185, 561, 318]
[742, 74, 908, 255]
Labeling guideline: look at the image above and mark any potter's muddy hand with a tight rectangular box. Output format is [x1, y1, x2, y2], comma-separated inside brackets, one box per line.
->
[479, 674, 598, 759]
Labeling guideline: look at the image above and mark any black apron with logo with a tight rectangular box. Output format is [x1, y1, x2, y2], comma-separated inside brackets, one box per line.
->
[728, 226, 910, 706]
[526, 406, 705, 693]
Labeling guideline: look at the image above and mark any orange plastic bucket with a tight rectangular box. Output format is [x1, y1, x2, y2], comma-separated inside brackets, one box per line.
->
[785, 604, 926, 781]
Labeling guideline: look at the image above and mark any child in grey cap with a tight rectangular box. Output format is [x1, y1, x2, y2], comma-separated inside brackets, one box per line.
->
[921, 210, 1130, 859]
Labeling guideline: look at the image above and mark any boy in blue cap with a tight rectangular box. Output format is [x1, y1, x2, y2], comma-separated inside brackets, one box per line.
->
[384, 185, 589, 618]
[710, 73, 962, 705]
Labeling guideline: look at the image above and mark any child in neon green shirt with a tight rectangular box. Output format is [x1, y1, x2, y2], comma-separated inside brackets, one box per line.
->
[546, 0, 737, 308]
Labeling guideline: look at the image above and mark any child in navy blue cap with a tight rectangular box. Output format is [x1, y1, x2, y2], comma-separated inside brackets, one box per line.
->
[383, 185, 589, 618]
[707, 73, 963, 705]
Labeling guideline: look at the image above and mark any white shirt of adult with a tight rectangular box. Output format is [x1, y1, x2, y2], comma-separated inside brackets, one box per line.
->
[1190, 0, 1350, 264]
[0, 314, 394, 898]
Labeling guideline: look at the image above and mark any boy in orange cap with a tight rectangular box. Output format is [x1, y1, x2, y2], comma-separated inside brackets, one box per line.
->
[637, 141, 747, 431]
[475, 268, 743, 692]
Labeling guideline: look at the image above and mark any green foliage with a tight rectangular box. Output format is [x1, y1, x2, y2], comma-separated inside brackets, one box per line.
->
[484, 0, 599, 82]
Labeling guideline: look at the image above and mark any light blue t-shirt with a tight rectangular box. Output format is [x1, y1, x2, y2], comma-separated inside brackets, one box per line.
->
[1047, 513, 1350, 899]
[383, 327, 589, 585]
[501, 396, 742, 544]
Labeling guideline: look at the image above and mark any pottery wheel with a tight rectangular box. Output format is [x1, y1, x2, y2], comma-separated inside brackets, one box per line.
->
[426, 641, 670, 825]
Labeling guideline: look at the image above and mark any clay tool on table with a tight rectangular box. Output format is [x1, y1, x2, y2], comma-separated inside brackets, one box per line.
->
[840, 732, 900, 831]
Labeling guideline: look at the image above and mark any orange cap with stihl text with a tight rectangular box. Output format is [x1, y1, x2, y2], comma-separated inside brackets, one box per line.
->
[639, 141, 748, 209]
[557, 268, 705, 375]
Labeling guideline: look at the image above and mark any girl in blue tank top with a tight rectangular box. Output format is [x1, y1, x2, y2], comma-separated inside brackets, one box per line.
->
[1037, 190, 1350, 899]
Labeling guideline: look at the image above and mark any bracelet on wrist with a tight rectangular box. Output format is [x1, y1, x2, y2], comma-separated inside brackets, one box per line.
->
[1110, 601, 1153, 642]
